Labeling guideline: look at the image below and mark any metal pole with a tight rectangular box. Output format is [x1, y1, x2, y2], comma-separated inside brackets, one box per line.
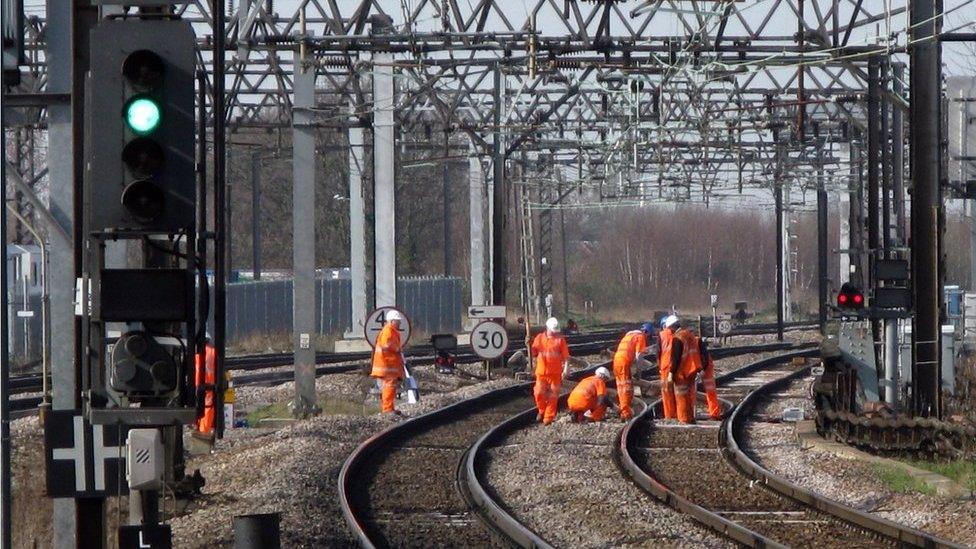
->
[881, 62, 892, 251]
[468, 141, 486, 307]
[817, 162, 829, 335]
[909, 0, 943, 418]
[867, 58, 883, 372]
[775, 179, 784, 342]
[292, 51, 318, 416]
[443, 130, 451, 276]
[373, 48, 397, 307]
[885, 318, 899, 408]
[867, 58, 880, 273]
[560, 186, 570, 317]
[492, 65, 507, 306]
[73, 1, 103, 544]
[0, 111, 10, 549]
[212, 0, 228, 438]
[892, 64, 907, 246]
[251, 151, 262, 280]
[348, 120, 368, 335]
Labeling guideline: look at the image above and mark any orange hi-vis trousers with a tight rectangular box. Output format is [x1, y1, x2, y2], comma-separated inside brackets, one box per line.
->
[534, 374, 562, 424]
[673, 378, 696, 424]
[568, 399, 606, 421]
[660, 371, 677, 419]
[701, 358, 721, 420]
[613, 353, 634, 419]
[379, 377, 399, 413]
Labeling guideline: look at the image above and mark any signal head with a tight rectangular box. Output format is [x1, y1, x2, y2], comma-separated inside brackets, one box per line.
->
[122, 49, 165, 91]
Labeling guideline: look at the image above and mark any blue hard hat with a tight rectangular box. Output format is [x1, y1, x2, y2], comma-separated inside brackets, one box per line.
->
[641, 322, 655, 334]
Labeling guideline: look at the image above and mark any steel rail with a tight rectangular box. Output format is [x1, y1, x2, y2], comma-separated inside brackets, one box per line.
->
[723, 364, 968, 549]
[336, 370, 600, 548]
[616, 349, 817, 548]
[458, 344, 812, 548]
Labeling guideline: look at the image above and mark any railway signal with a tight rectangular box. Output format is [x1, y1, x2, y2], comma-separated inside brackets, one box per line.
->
[86, 18, 196, 233]
[836, 283, 865, 311]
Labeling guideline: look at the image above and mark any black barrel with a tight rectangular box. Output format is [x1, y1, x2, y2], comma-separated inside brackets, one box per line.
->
[233, 512, 281, 549]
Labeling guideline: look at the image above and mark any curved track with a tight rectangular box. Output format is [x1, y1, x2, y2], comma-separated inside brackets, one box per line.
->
[617, 350, 964, 548]
[338, 364, 602, 547]
[337, 342, 811, 548]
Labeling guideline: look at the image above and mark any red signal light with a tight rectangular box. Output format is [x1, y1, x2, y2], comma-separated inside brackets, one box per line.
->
[836, 283, 865, 311]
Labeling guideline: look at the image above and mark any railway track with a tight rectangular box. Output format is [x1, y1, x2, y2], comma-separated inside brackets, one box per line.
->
[6, 328, 631, 419]
[617, 350, 964, 548]
[338, 343, 806, 548]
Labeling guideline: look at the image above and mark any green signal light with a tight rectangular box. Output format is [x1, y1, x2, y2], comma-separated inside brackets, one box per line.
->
[125, 97, 161, 135]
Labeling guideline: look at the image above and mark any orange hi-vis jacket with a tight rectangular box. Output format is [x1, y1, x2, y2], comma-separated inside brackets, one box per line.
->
[531, 331, 570, 378]
[371, 323, 404, 378]
[671, 328, 702, 381]
[568, 375, 607, 411]
[194, 343, 217, 434]
[658, 327, 675, 375]
[614, 330, 647, 377]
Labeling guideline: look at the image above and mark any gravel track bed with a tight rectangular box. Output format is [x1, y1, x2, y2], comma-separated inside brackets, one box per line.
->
[632, 356, 896, 547]
[483, 409, 731, 548]
[743, 375, 976, 547]
[350, 394, 533, 548]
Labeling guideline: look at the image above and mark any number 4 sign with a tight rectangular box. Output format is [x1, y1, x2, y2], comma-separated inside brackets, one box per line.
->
[471, 321, 509, 360]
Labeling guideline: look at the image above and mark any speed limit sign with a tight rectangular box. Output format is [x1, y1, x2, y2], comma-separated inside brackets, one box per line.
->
[717, 319, 733, 336]
[365, 307, 411, 347]
[471, 320, 509, 360]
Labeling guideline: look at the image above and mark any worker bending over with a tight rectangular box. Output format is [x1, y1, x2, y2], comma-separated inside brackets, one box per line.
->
[657, 315, 679, 419]
[613, 323, 653, 420]
[699, 338, 722, 420]
[371, 311, 405, 414]
[531, 317, 570, 425]
[665, 321, 701, 424]
[568, 367, 614, 422]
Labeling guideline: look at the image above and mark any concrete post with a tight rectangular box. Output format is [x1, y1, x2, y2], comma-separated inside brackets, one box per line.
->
[469, 142, 486, 307]
[292, 57, 318, 416]
[373, 50, 397, 307]
[348, 122, 368, 335]
[45, 0, 78, 543]
[251, 152, 262, 280]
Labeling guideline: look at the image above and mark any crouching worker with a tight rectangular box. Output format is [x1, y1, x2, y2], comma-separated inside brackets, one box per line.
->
[568, 367, 615, 423]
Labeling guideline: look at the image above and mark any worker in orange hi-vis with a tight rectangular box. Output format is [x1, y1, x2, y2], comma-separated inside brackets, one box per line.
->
[568, 367, 614, 423]
[371, 310, 406, 414]
[612, 323, 653, 421]
[666, 323, 703, 424]
[194, 339, 218, 437]
[531, 317, 571, 425]
[657, 315, 679, 419]
[698, 338, 722, 420]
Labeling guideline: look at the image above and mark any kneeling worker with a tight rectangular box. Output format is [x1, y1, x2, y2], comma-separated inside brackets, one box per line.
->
[568, 367, 615, 423]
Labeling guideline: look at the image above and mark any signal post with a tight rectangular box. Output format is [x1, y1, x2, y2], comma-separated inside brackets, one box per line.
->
[43, 5, 205, 547]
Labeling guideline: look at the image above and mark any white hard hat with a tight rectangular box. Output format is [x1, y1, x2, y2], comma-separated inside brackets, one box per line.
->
[595, 366, 612, 380]
[386, 310, 403, 322]
[545, 317, 560, 331]
[663, 314, 679, 329]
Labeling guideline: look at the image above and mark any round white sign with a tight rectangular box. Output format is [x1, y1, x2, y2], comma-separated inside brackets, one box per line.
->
[365, 307, 412, 347]
[717, 319, 733, 336]
[471, 320, 509, 360]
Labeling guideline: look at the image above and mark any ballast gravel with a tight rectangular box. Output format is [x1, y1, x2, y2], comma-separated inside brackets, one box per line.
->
[483, 411, 732, 548]
[743, 374, 976, 547]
